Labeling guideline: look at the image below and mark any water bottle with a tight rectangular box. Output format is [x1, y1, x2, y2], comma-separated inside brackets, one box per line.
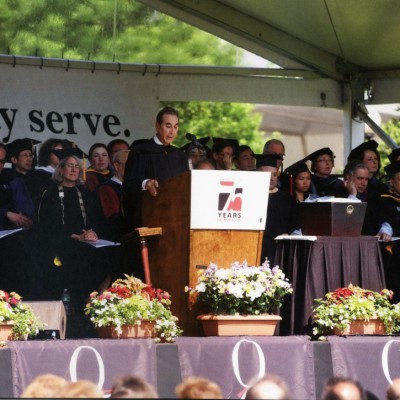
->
[61, 289, 71, 316]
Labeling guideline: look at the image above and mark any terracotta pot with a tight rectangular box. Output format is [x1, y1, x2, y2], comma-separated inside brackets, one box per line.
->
[96, 321, 155, 339]
[333, 318, 386, 335]
[197, 314, 281, 336]
[0, 323, 13, 341]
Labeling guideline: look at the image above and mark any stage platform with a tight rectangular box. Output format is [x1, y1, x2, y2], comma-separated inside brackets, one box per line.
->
[2, 335, 400, 399]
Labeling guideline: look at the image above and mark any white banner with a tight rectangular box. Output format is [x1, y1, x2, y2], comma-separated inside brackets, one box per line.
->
[0, 63, 160, 153]
[190, 170, 270, 230]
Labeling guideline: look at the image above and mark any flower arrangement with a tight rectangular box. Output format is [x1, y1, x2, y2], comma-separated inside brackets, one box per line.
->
[313, 284, 400, 335]
[0, 290, 44, 340]
[186, 260, 293, 315]
[85, 275, 182, 342]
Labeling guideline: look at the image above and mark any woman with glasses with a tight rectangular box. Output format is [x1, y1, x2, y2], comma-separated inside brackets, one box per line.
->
[37, 151, 111, 335]
[308, 147, 345, 197]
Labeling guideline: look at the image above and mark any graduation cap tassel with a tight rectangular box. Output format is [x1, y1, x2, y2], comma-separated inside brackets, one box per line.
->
[82, 154, 86, 181]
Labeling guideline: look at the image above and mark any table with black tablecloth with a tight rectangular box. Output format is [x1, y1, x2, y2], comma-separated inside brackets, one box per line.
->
[275, 236, 386, 336]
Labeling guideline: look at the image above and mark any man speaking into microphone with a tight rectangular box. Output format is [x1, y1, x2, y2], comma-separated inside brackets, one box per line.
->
[122, 106, 189, 228]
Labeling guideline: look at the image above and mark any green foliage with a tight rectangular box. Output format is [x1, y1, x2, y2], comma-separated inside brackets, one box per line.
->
[85, 275, 182, 342]
[0, 1, 262, 146]
[380, 119, 400, 170]
[0, 0, 237, 64]
[313, 285, 400, 336]
[165, 101, 264, 153]
[186, 260, 293, 315]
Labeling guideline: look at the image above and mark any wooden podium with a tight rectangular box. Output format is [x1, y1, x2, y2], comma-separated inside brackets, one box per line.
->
[141, 171, 267, 336]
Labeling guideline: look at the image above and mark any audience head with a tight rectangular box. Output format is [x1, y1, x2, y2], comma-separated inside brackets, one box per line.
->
[212, 138, 238, 170]
[387, 377, 400, 400]
[155, 106, 179, 145]
[263, 139, 285, 170]
[389, 148, 400, 164]
[38, 138, 65, 168]
[111, 374, 158, 398]
[112, 149, 130, 180]
[321, 377, 365, 400]
[254, 154, 283, 191]
[53, 155, 83, 186]
[6, 138, 39, 174]
[175, 376, 223, 399]
[245, 374, 290, 400]
[193, 158, 215, 170]
[107, 139, 129, 160]
[308, 147, 335, 178]
[343, 161, 369, 195]
[385, 161, 400, 196]
[57, 379, 104, 398]
[20, 374, 67, 398]
[235, 145, 255, 171]
[88, 142, 110, 173]
[347, 139, 381, 178]
[284, 161, 311, 199]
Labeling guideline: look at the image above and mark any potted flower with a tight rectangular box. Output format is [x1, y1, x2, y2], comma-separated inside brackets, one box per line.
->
[313, 284, 400, 336]
[186, 260, 293, 336]
[0, 290, 44, 340]
[85, 275, 182, 342]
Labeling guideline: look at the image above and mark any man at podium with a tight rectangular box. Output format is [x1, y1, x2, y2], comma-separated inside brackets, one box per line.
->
[123, 106, 189, 228]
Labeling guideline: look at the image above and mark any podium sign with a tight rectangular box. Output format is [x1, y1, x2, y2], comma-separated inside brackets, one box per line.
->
[190, 170, 270, 230]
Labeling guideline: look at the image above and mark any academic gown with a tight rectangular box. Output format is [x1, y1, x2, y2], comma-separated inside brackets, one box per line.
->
[37, 182, 111, 306]
[377, 192, 400, 302]
[311, 174, 345, 197]
[261, 190, 298, 267]
[0, 170, 38, 297]
[123, 138, 189, 229]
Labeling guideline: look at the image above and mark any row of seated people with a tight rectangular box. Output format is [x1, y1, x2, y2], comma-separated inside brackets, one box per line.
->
[2, 106, 400, 330]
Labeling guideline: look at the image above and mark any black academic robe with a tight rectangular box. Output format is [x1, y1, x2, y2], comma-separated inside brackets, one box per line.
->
[377, 192, 400, 302]
[311, 174, 345, 197]
[37, 182, 111, 306]
[261, 190, 298, 266]
[123, 138, 189, 228]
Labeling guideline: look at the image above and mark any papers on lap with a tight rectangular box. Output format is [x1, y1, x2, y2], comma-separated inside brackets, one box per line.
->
[275, 235, 317, 241]
[83, 239, 120, 248]
[0, 228, 23, 239]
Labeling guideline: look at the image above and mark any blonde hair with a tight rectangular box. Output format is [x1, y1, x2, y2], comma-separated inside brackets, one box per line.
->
[57, 380, 104, 398]
[20, 374, 67, 398]
[175, 377, 223, 399]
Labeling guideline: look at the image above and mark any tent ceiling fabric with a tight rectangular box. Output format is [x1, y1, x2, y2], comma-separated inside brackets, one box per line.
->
[139, 0, 400, 99]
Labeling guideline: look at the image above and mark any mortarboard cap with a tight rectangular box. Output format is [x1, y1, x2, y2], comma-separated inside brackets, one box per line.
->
[307, 147, 335, 162]
[284, 161, 310, 176]
[181, 136, 210, 153]
[347, 140, 379, 162]
[384, 161, 400, 178]
[254, 153, 283, 169]
[389, 148, 400, 164]
[51, 146, 87, 160]
[212, 137, 240, 157]
[6, 138, 41, 162]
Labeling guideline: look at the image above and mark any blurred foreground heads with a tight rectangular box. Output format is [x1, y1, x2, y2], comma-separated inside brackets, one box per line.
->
[245, 374, 290, 399]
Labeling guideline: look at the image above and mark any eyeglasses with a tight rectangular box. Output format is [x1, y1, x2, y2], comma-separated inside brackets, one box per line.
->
[317, 158, 333, 163]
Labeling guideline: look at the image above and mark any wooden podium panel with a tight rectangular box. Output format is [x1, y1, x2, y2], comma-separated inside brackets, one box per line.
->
[141, 171, 264, 336]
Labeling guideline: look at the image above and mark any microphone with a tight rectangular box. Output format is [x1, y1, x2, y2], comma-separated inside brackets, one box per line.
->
[185, 133, 203, 149]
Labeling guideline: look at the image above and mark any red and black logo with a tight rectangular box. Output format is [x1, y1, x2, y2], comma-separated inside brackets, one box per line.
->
[217, 180, 242, 220]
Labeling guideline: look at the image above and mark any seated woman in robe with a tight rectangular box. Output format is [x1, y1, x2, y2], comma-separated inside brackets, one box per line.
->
[37, 150, 111, 315]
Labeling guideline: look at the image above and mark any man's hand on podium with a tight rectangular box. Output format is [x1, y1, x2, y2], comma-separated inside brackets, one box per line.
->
[145, 179, 159, 196]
